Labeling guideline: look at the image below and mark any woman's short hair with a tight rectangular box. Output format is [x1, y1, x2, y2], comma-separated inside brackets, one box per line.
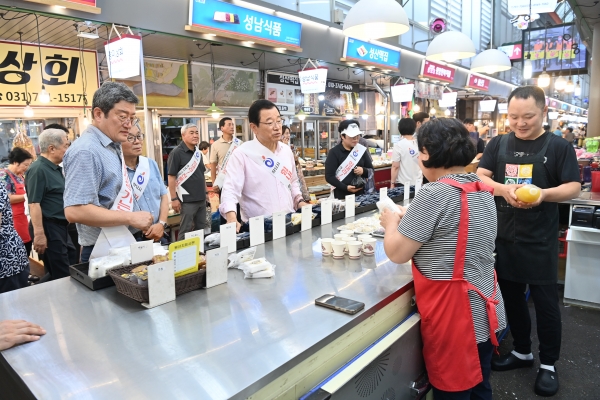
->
[417, 118, 476, 169]
[8, 147, 33, 164]
[199, 141, 210, 151]
[281, 125, 290, 135]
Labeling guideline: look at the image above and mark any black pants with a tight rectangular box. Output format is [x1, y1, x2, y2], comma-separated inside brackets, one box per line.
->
[39, 219, 78, 282]
[498, 279, 561, 365]
[0, 269, 29, 294]
[432, 339, 493, 400]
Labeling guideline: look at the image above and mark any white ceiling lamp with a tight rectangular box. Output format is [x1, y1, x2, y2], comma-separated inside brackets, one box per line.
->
[296, 109, 307, 121]
[444, 108, 451, 116]
[39, 85, 50, 103]
[470, 49, 512, 74]
[574, 81, 581, 97]
[361, 111, 370, 120]
[318, 94, 325, 101]
[356, 97, 363, 104]
[426, 31, 476, 62]
[345, 112, 354, 119]
[430, 107, 437, 115]
[537, 68, 550, 88]
[555, 76, 567, 91]
[413, 104, 421, 112]
[565, 78, 575, 93]
[523, 59, 533, 79]
[24, 103, 34, 118]
[390, 111, 398, 120]
[342, 0, 410, 40]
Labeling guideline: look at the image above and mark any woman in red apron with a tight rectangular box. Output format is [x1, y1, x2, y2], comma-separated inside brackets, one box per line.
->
[380, 118, 506, 399]
[1, 148, 34, 255]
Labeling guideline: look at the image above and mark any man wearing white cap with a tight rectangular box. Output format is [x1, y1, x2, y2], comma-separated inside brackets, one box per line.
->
[325, 119, 374, 200]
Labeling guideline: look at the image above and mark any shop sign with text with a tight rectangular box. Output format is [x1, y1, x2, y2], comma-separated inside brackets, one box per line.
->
[421, 60, 455, 83]
[188, 0, 301, 49]
[498, 44, 523, 60]
[298, 67, 327, 94]
[0, 40, 98, 107]
[104, 34, 142, 80]
[342, 37, 400, 70]
[466, 73, 490, 91]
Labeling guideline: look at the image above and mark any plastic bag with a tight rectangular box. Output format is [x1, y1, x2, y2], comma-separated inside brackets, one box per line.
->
[350, 175, 365, 189]
[88, 255, 126, 279]
[376, 197, 403, 215]
[228, 247, 257, 269]
[239, 258, 271, 274]
[245, 265, 275, 279]
[205, 233, 221, 246]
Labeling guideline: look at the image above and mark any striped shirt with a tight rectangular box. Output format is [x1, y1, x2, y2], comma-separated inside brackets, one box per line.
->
[399, 173, 507, 343]
[63, 125, 124, 246]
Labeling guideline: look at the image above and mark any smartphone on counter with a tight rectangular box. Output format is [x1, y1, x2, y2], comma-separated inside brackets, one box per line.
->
[315, 294, 365, 315]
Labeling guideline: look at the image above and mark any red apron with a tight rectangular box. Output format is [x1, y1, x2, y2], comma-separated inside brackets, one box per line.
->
[5, 170, 31, 243]
[412, 178, 500, 392]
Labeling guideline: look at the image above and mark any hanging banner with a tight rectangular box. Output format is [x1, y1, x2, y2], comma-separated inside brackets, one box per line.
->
[266, 72, 301, 116]
[438, 91, 458, 107]
[22, 0, 100, 14]
[105, 34, 142, 80]
[191, 62, 259, 107]
[421, 60, 456, 83]
[118, 59, 189, 108]
[390, 84, 414, 103]
[498, 44, 523, 61]
[0, 40, 98, 108]
[414, 81, 443, 100]
[507, 0, 555, 15]
[298, 67, 328, 94]
[341, 37, 401, 70]
[186, 0, 302, 51]
[466, 73, 490, 91]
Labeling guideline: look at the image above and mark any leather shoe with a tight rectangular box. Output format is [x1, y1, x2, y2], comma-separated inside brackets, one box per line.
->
[535, 367, 559, 397]
[491, 352, 534, 371]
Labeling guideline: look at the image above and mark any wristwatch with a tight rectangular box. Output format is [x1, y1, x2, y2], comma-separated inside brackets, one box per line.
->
[159, 220, 168, 229]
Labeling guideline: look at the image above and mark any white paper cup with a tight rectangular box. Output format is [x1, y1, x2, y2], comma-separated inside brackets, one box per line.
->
[334, 233, 349, 241]
[321, 238, 334, 256]
[361, 238, 377, 255]
[348, 241, 362, 259]
[357, 234, 372, 243]
[342, 237, 357, 254]
[331, 240, 346, 259]
[340, 230, 354, 237]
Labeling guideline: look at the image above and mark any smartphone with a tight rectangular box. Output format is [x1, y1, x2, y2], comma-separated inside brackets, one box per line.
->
[315, 294, 365, 315]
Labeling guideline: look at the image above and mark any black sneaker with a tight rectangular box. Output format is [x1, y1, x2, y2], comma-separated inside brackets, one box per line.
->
[491, 352, 534, 371]
[535, 367, 559, 397]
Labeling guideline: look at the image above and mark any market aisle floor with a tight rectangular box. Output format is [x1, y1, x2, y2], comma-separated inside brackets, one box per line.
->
[491, 286, 600, 399]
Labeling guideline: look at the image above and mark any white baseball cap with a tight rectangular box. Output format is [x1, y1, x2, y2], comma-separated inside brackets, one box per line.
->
[341, 123, 362, 137]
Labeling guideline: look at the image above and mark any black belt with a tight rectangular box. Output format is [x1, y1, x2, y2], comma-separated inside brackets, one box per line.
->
[43, 217, 69, 226]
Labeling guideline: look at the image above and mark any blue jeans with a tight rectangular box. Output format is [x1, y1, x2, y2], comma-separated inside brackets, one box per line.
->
[432, 339, 493, 400]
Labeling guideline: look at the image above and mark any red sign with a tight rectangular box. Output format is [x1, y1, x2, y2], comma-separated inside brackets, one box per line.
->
[466, 74, 490, 91]
[421, 60, 455, 83]
[498, 44, 522, 61]
[66, 0, 96, 4]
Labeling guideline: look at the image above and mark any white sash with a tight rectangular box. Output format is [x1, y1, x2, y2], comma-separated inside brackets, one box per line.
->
[176, 146, 202, 200]
[111, 150, 135, 212]
[131, 156, 151, 201]
[335, 143, 367, 182]
[238, 142, 294, 192]
[213, 138, 242, 188]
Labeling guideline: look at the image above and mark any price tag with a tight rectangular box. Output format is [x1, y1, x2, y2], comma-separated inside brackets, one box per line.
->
[273, 211, 286, 240]
[321, 200, 332, 225]
[380, 187, 388, 200]
[220, 222, 237, 253]
[345, 194, 356, 218]
[205, 248, 229, 288]
[249, 215, 265, 247]
[141, 260, 176, 309]
[415, 178, 422, 195]
[404, 181, 411, 201]
[184, 230, 205, 253]
[301, 205, 313, 231]
[130, 240, 153, 264]
[169, 237, 200, 277]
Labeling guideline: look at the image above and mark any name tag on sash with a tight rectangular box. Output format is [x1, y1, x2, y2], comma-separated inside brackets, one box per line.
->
[131, 156, 151, 201]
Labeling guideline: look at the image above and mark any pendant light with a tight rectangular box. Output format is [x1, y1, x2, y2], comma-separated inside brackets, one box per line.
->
[430, 107, 437, 115]
[523, 59, 533, 79]
[413, 103, 421, 112]
[574, 80, 581, 97]
[296, 109, 307, 121]
[343, 0, 410, 40]
[426, 31, 476, 62]
[555, 76, 567, 91]
[35, 16, 49, 103]
[345, 112, 354, 119]
[537, 68, 550, 88]
[565, 78, 574, 93]
[444, 109, 451, 116]
[361, 111, 370, 120]
[356, 97, 363, 104]
[470, 49, 512, 74]
[24, 104, 34, 118]
[390, 111, 398, 120]
[206, 103, 224, 119]
[205, 44, 223, 119]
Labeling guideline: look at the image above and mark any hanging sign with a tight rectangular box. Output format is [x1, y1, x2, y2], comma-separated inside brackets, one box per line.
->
[186, 0, 302, 52]
[341, 37, 401, 70]
[390, 84, 414, 103]
[22, 0, 100, 14]
[507, 0, 555, 15]
[498, 44, 523, 61]
[0, 40, 98, 107]
[421, 60, 455, 83]
[104, 34, 142, 80]
[466, 73, 490, 91]
[298, 67, 328, 94]
[438, 91, 458, 107]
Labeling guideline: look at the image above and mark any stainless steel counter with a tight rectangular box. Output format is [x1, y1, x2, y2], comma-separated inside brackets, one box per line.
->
[561, 191, 600, 206]
[0, 213, 414, 400]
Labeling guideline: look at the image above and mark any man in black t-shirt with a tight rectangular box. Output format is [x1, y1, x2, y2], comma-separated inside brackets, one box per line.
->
[477, 86, 580, 397]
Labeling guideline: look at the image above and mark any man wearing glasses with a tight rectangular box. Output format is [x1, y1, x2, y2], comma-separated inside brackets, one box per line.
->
[167, 123, 208, 237]
[219, 100, 308, 232]
[122, 124, 169, 243]
[64, 82, 153, 262]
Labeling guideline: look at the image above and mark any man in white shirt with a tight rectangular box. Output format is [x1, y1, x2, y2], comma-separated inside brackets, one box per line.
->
[391, 118, 422, 188]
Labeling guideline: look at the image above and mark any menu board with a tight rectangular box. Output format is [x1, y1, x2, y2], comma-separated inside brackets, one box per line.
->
[192, 62, 259, 107]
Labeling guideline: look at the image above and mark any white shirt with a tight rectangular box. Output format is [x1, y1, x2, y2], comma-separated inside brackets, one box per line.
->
[391, 136, 422, 185]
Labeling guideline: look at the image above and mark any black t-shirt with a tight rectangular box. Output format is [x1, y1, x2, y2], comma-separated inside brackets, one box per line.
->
[167, 142, 206, 202]
[479, 132, 580, 187]
[477, 138, 485, 154]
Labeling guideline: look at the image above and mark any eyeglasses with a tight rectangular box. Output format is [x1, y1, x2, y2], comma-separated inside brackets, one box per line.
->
[116, 114, 139, 126]
[259, 119, 285, 128]
[126, 134, 144, 143]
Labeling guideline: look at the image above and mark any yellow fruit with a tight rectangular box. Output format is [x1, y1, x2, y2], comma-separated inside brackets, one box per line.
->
[515, 184, 541, 203]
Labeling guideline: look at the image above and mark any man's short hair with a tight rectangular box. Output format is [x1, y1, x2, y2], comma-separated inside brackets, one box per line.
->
[417, 118, 476, 169]
[508, 86, 546, 111]
[413, 112, 430, 124]
[39, 129, 67, 153]
[219, 117, 232, 129]
[92, 81, 139, 116]
[543, 124, 550, 130]
[338, 119, 360, 134]
[398, 118, 417, 136]
[199, 141, 210, 151]
[45, 123, 69, 133]
[463, 118, 475, 125]
[567, 127, 574, 133]
[248, 99, 279, 126]
[181, 123, 198, 135]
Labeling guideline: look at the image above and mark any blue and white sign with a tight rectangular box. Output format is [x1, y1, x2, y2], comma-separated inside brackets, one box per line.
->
[342, 37, 401, 70]
[188, 0, 302, 48]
